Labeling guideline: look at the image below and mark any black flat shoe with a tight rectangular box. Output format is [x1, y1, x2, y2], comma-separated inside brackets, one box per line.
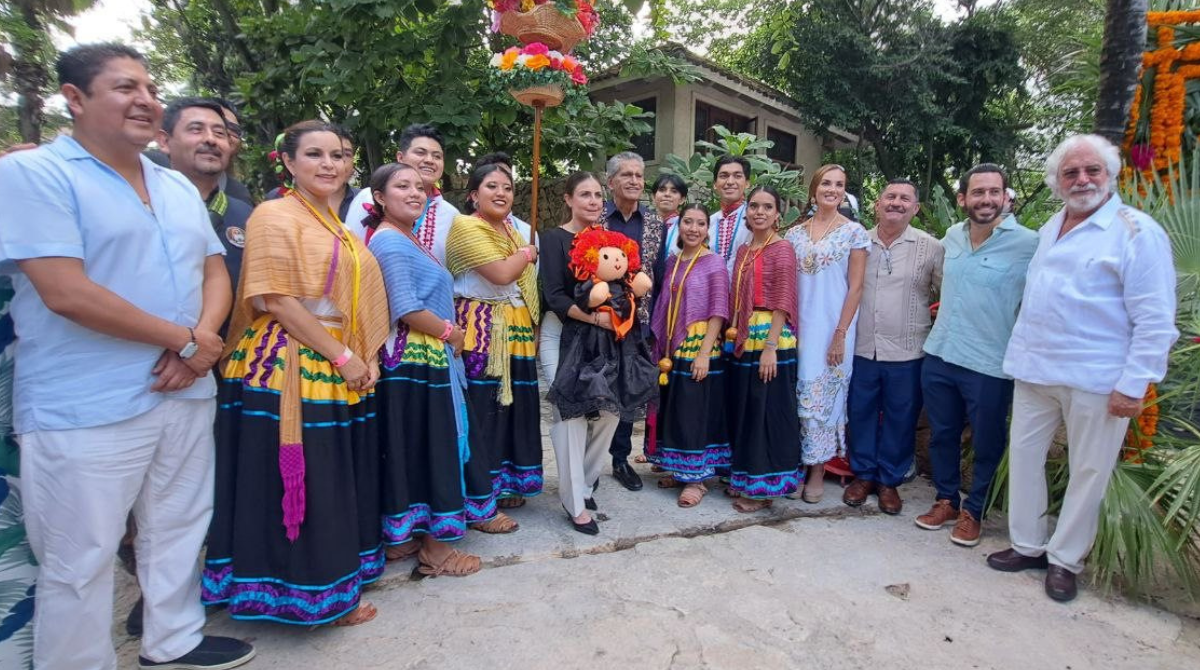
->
[571, 518, 599, 535]
[585, 497, 598, 511]
[612, 461, 643, 491]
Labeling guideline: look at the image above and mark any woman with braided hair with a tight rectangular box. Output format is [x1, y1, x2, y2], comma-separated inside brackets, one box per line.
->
[445, 163, 542, 533]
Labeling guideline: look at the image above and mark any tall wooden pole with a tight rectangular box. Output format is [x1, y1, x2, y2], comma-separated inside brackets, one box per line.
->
[529, 102, 544, 246]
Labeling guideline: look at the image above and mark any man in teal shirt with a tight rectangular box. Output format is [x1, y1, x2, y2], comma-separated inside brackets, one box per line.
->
[914, 164, 1038, 547]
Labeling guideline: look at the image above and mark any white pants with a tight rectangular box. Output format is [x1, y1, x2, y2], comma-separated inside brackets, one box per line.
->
[1006, 381, 1129, 573]
[539, 314, 620, 518]
[20, 398, 215, 670]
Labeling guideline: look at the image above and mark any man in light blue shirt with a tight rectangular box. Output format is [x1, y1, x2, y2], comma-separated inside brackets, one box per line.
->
[0, 44, 251, 670]
[914, 164, 1038, 548]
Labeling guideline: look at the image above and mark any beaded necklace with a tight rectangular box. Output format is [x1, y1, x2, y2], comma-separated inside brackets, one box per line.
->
[725, 231, 776, 343]
[291, 191, 362, 340]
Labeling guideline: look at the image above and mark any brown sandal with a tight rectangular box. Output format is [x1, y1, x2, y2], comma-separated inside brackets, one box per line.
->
[385, 540, 420, 562]
[497, 496, 525, 509]
[633, 454, 649, 464]
[472, 512, 519, 534]
[677, 483, 707, 508]
[732, 497, 772, 513]
[332, 602, 377, 627]
[657, 474, 680, 489]
[417, 548, 482, 577]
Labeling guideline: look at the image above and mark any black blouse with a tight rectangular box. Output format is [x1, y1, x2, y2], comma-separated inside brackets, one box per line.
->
[538, 225, 581, 322]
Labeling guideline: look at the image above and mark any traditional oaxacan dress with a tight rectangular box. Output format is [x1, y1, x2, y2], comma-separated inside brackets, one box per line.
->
[725, 238, 802, 498]
[369, 226, 495, 543]
[445, 214, 543, 500]
[203, 195, 390, 625]
[649, 252, 731, 482]
[785, 222, 870, 465]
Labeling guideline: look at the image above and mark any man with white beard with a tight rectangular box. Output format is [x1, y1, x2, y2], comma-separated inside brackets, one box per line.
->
[987, 134, 1178, 602]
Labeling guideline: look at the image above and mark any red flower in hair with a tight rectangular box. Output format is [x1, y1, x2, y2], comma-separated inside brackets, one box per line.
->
[568, 226, 642, 281]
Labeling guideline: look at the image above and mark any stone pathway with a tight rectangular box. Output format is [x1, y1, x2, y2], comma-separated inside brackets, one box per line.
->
[109, 403, 1199, 668]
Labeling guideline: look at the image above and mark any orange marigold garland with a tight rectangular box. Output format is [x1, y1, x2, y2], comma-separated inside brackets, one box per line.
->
[1122, 11, 1200, 188]
[1122, 384, 1159, 463]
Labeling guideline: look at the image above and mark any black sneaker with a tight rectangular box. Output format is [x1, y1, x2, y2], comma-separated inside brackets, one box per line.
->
[138, 636, 255, 670]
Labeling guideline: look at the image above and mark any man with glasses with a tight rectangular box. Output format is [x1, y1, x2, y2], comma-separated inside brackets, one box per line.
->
[989, 135, 1177, 602]
[602, 151, 664, 491]
[916, 164, 1038, 547]
[213, 98, 254, 204]
[845, 179, 943, 514]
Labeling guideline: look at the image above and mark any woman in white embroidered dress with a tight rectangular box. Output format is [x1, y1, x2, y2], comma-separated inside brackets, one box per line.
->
[784, 164, 868, 503]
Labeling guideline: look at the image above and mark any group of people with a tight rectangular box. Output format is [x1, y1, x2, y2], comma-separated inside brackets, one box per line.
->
[0, 42, 1181, 670]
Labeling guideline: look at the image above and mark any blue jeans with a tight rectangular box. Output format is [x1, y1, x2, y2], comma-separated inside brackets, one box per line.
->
[921, 355, 1014, 519]
[847, 356, 924, 487]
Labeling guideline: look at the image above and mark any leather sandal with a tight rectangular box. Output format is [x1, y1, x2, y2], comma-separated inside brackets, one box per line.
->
[472, 512, 519, 534]
[677, 483, 707, 508]
[418, 548, 482, 578]
[657, 474, 680, 489]
[332, 602, 377, 627]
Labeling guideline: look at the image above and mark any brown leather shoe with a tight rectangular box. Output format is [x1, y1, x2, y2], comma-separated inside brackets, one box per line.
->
[1045, 565, 1078, 602]
[876, 485, 902, 515]
[914, 499, 958, 530]
[987, 548, 1049, 572]
[842, 479, 875, 507]
[950, 509, 981, 547]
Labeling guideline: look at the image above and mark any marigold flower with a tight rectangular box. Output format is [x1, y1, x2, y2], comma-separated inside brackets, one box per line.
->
[499, 49, 519, 71]
[525, 54, 551, 70]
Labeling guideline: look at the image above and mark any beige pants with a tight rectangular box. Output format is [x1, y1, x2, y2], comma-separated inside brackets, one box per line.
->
[21, 398, 215, 669]
[538, 313, 620, 517]
[1006, 381, 1129, 573]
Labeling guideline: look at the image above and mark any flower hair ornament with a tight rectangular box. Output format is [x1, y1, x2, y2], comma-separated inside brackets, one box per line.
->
[267, 132, 292, 193]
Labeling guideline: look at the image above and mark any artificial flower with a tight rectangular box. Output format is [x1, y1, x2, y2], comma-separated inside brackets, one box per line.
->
[526, 54, 551, 70]
[524, 42, 549, 56]
[500, 48, 519, 70]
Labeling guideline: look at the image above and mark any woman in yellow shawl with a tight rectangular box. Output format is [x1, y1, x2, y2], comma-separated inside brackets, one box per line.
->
[202, 121, 390, 626]
[445, 163, 542, 533]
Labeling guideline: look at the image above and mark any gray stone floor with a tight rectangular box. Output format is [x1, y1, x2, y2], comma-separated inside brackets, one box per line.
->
[110, 411, 1200, 669]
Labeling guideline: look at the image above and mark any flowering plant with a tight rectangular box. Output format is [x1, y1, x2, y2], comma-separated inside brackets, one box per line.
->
[490, 42, 588, 87]
[487, 0, 600, 38]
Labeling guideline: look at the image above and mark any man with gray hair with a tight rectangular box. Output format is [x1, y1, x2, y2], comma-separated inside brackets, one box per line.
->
[988, 134, 1178, 602]
[602, 151, 665, 491]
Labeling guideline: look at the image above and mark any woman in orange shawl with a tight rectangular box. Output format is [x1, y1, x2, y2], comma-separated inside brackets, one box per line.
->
[202, 121, 390, 627]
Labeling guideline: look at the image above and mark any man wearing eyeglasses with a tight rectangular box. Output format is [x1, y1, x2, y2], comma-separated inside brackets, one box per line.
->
[213, 98, 255, 204]
[845, 179, 943, 515]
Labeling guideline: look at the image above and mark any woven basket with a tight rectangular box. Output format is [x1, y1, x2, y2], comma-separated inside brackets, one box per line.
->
[499, 4, 586, 53]
[509, 83, 565, 108]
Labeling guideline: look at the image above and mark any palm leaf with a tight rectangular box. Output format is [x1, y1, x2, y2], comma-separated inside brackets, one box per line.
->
[1089, 461, 1199, 595]
[1147, 441, 1200, 550]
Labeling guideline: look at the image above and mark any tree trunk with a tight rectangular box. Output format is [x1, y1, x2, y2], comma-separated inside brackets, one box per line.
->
[1093, 0, 1147, 145]
[14, 3, 48, 144]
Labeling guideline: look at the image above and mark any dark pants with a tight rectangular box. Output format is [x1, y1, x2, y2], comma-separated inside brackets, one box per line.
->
[921, 354, 1014, 519]
[847, 356, 924, 487]
[610, 419, 633, 465]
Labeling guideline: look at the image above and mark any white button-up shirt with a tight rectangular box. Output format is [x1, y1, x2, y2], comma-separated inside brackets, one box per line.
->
[1003, 195, 1178, 397]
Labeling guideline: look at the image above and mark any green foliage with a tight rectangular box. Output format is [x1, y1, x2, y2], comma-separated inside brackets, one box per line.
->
[1124, 150, 1200, 318]
[660, 125, 806, 225]
[135, 0, 658, 196]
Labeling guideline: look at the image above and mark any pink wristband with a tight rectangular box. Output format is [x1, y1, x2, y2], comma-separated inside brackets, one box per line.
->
[331, 346, 353, 368]
[438, 320, 454, 341]
[520, 247, 534, 263]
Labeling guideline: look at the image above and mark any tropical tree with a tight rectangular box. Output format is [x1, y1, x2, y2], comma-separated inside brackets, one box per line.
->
[1094, 0, 1149, 144]
[0, 0, 97, 143]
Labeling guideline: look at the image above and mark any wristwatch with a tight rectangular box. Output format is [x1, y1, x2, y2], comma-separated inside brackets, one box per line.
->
[179, 327, 199, 360]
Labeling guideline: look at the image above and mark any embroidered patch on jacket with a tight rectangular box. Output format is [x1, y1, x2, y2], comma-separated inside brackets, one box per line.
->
[226, 226, 246, 248]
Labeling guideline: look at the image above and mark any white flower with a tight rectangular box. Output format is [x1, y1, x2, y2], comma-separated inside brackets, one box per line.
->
[490, 53, 502, 67]
[516, 54, 530, 65]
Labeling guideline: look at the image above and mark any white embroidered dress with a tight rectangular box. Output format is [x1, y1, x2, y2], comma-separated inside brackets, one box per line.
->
[785, 221, 870, 465]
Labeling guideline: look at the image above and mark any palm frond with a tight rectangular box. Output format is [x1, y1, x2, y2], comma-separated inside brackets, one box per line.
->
[1089, 460, 1199, 595]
